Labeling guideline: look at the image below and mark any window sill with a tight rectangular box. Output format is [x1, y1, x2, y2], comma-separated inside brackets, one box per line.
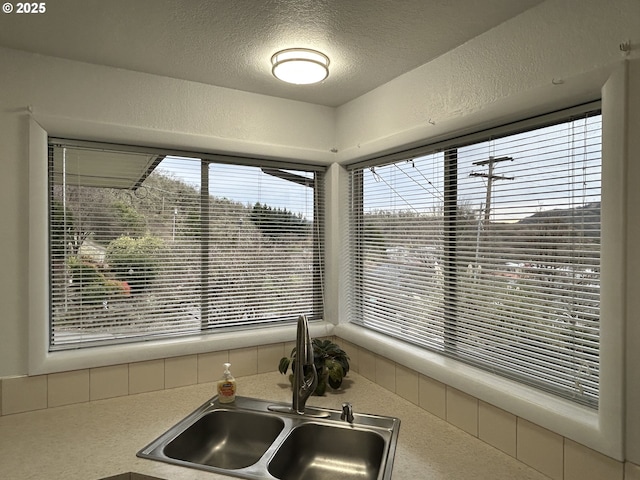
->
[29, 320, 334, 376]
[334, 322, 622, 461]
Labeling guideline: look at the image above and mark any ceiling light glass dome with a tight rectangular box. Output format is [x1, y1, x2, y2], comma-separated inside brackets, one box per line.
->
[271, 48, 329, 85]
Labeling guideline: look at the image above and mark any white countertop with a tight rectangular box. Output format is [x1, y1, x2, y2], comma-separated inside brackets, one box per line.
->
[0, 371, 548, 479]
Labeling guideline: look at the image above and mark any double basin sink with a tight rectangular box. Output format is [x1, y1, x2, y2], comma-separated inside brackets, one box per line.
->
[137, 396, 400, 480]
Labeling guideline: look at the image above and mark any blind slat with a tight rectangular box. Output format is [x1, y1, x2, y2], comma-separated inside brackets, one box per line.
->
[350, 108, 601, 407]
[49, 144, 324, 350]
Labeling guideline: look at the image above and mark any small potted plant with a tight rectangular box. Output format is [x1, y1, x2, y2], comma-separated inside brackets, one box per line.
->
[278, 338, 350, 395]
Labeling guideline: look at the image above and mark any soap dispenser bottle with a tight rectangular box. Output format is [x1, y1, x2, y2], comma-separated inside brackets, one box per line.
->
[217, 362, 236, 403]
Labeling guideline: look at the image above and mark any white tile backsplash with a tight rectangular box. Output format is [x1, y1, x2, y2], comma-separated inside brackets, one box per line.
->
[418, 374, 446, 419]
[1, 375, 47, 415]
[395, 364, 419, 404]
[375, 356, 396, 392]
[165, 355, 198, 389]
[478, 401, 516, 457]
[48, 369, 90, 408]
[517, 418, 564, 480]
[446, 387, 478, 437]
[564, 439, 623, 480]
[257, 343, 285, 374]
[359, 349, 375, 381]
[129, 359, 165, 394]
[229, 346, 258, 377]
[197, 350, 229, 383]
[90, 364, 129, 401]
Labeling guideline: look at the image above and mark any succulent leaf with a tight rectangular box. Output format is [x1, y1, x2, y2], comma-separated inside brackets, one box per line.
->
[278, 356, 290, 375]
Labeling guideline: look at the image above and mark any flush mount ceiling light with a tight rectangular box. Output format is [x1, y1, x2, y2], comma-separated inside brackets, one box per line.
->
[271, 48, 329, 85]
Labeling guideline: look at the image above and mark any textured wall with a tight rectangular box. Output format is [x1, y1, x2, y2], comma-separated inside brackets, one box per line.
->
[0, 46, 335, 377]
[335, 0, 640, 163]
[625, 59, 640, 464]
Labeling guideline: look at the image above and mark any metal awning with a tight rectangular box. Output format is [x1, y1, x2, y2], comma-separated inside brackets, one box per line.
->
[51, 145, 163, 189]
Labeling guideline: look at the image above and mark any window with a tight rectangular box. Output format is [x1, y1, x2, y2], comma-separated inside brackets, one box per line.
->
[48, 140, 324, 350]
[349, 104, 601, 406]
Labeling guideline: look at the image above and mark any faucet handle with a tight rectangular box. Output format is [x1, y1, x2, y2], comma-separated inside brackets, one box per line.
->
[341, 402, 354, 423]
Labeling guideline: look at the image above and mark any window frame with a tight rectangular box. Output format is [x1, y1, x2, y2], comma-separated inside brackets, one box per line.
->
[46, 139, 326, 350]
[337, 97, 625, 459]
[349, 104, 602, 406]
[28, 126, 331, 375]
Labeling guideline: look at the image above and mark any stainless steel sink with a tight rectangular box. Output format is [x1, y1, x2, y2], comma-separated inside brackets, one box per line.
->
[137, 396, 400, 480]
[268, 423, 386, 480]
[163, 410, 285, 469]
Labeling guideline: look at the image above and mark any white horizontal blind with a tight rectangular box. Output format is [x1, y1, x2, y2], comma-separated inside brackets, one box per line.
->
[350, 108, 601, 406]
[49, 142, 324, 350]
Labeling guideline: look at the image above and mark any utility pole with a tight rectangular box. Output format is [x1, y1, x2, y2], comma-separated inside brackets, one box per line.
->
[469, 156, 514, 223]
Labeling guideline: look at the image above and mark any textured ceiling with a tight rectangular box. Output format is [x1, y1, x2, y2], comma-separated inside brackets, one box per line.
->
[0, 0, 544, 107]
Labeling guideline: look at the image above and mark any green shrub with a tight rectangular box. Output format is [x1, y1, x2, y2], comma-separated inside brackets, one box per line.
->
[66, 256, 109, 305]
[112, 200, 146, 237]
[106, 235, 165, 292]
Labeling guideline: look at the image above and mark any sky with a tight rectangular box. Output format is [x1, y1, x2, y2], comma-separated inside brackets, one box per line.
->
[156, 157, 316, 219]
[149, 115, 601, 225]
[363, 115, 602, 223]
